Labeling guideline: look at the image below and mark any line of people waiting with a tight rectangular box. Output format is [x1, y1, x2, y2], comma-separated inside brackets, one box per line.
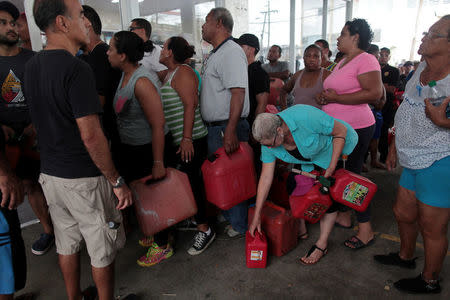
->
[0, 1, 448, 299]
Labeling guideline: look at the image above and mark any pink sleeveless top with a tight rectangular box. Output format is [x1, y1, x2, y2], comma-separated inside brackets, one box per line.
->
[292, 68, 324, 109]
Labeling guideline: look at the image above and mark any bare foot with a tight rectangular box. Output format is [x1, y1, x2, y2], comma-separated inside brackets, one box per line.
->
[335, 211, 352, 228]
[371, 161, 386, 169]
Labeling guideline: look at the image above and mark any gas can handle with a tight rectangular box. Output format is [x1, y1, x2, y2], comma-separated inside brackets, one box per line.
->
[291, 168, 335, 187]
[265, 201, 286, 213]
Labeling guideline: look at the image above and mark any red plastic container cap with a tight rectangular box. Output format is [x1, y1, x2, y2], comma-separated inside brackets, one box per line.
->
[202, 142, 257, 210]
[329, 169, 377, 212]
[246, 231, 268, 268]
[289, 184, 332, 224]
[131, 168, 198, 236]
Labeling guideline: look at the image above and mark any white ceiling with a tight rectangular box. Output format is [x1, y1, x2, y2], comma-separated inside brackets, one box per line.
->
[7, 0, 212, 15]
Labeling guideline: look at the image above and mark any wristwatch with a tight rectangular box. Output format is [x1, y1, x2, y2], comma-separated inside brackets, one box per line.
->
[112, 176, 125, 188]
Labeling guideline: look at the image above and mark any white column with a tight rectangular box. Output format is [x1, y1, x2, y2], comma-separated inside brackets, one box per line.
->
[289, 0, 295, 73]
[322, 0, 328, 39]
[346, 0, 353, 21]
[24, 0, 43, 51]
[119, 0, 140, 30]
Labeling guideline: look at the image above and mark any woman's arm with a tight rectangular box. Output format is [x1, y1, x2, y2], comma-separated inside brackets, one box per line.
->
[324, 120, 347, 178]
[135, 77, 166, 179]
[172, 66, 198, 162]
[321, 70, 383, 105]
[279, 71, 301, 109]
[248, 160, 276, 236]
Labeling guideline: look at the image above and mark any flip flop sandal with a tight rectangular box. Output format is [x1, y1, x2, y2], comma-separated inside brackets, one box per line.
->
[344, 235, 375, 250]
[299, 245, 328, 265]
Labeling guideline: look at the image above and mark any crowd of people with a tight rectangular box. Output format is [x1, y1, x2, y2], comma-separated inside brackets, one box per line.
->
[0, 0, 448, 299]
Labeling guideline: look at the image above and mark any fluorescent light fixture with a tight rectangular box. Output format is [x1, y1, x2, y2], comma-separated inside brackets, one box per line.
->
[112, 0, 144, 3]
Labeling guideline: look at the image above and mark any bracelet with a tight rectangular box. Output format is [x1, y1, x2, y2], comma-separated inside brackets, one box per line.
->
[153, 160, 164, 164]
[182, 136, 193, 142]
[332, 136, 346, 141]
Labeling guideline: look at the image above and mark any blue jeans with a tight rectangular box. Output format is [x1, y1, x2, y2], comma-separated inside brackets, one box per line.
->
[207, 119, 250, 233]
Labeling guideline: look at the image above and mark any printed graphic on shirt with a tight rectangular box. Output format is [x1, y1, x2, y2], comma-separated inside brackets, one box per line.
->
[1, 70, 26, 108]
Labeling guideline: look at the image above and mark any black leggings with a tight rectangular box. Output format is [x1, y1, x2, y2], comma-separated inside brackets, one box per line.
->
[117, 134, 176, 247]
[327, 124, 375, 223]
[171, 136, 208, 225]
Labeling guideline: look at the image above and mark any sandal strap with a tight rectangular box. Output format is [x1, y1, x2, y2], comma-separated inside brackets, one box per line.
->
[306, 244, 327, 257]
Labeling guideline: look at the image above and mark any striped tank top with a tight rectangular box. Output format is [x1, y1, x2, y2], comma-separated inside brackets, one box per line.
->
[160, 65, 208, 145]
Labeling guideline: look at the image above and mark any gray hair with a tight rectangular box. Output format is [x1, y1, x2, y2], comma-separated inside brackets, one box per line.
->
[252, 113, 282, 143]
[210, 7, 233, 33]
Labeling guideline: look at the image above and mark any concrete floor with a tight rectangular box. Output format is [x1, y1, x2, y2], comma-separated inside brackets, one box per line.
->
[15, 167, 449, 299]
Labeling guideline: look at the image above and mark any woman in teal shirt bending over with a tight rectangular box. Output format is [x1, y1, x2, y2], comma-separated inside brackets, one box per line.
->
[249, 104, 357, 264]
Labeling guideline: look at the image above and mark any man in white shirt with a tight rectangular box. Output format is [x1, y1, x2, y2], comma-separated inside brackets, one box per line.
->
[129, 18, 167, 84]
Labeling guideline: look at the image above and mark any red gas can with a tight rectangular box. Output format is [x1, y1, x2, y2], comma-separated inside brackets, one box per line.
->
[289, 184, 333, 224]
[202, 142, 257, 210]
[246, 231, 268, 268]
[265, 104, 279, 114]
[329, 169, 377, 212]
[131, 168, 198, 236]
[248, 201, 299, 257]
[268, 78, 284, 105]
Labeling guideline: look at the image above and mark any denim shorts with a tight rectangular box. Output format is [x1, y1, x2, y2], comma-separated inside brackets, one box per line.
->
[399, 155, 450, 208]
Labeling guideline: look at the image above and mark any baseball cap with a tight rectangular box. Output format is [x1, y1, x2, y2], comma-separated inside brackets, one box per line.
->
[235, 33, 260, 52]
[403, 61, 413, 67]
[0, 1, 20, 20]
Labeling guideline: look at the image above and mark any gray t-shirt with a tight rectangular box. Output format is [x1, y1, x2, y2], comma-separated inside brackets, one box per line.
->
[113, 66, 168, 145]
[261, 61, 289, 74]
[200, 39, 249, 122]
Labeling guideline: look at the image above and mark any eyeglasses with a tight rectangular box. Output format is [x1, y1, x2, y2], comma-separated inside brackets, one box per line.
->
[265, 131, 278, 148]
[422, 31, 447, 40]
[129, 26, 143, 32]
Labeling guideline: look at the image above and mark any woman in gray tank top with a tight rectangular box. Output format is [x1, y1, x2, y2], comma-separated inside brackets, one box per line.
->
[108, 31, 174, 267]
[279, 44, 331, 110]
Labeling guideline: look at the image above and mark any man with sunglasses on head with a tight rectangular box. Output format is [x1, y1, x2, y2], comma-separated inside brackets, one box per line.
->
[129, 18, 167, 85]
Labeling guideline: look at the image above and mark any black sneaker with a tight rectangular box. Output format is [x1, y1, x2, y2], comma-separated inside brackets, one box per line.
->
[394, 274, 441, 294]
[31, 233, 55, 255]
[176, 219, 198, 231]
[373, 252, 417, 269]
[187, 229, 216, 255]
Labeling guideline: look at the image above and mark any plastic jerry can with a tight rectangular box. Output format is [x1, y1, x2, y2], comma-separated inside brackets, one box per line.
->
[289, 184, 333, 224]
[246, 231, 268, 268]
[201, 142, 257, 210]
[248, 201, 299, 257]
[265, 104, 279, 114]
[328, 169, 377, 212]
[268, 78, 284, 105]
[131, 168, 198, 236]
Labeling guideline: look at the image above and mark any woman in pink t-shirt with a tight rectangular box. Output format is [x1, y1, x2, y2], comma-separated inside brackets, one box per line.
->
[301, 19, 382, 264]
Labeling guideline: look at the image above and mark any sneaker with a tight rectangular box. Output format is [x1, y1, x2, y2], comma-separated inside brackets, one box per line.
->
[138, 236, 154, 247]
[225, 225, 243, 238]
[394, 274, 441, 294]
[176, 219, 198, 231]
[31, 233, 54, 255]
[137, 242, 173, 267]
[187, 229, 216, 255]
[373, 252, 417, 269]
